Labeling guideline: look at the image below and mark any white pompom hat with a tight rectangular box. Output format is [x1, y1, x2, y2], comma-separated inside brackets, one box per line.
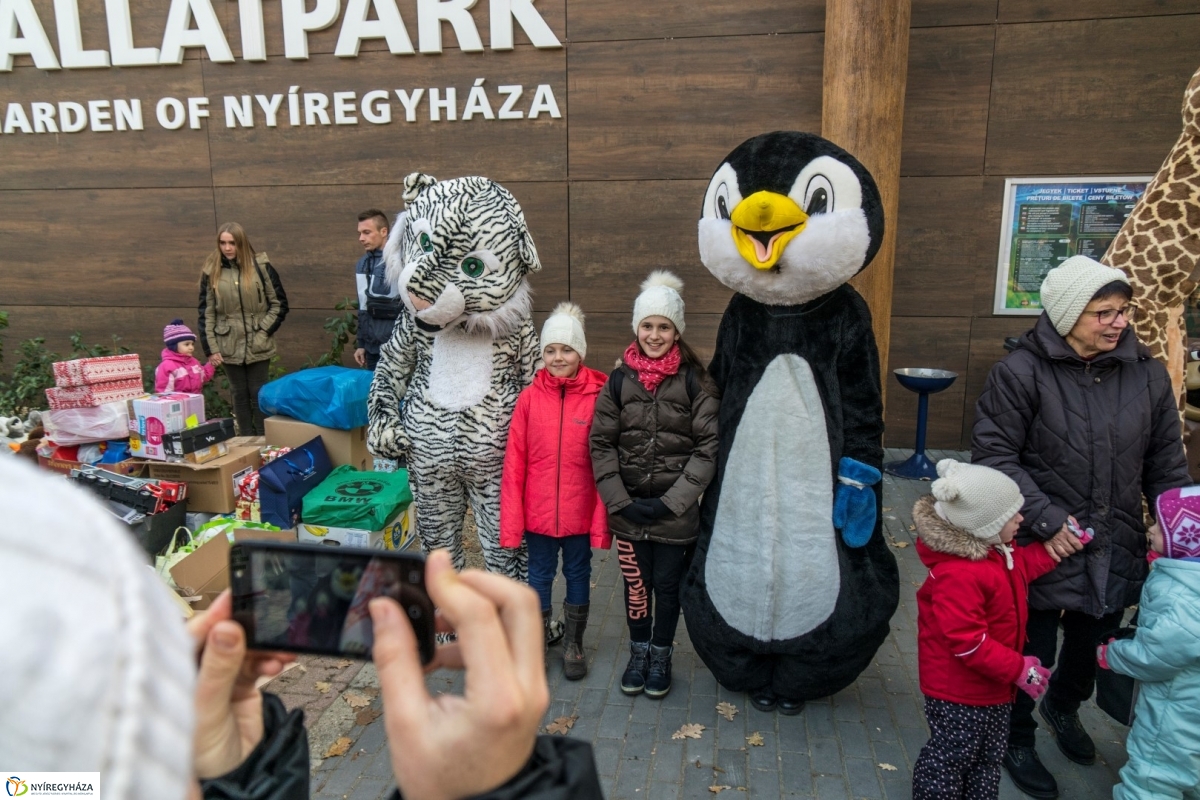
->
[540, 301, 588, 360]
[930, 459, 1024, 541]
[1039, 256, 1129, 336]
[632, 270, 686, 334]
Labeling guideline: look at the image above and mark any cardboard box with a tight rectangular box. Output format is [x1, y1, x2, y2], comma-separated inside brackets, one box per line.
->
[129, 393, 207, 461]
[169, 527, 297, 610]
[167, 441, 229, 465]
[265, 415, 372, 471]
[297, 504, 415, 550]
[38, 455, 144, 477]
[147, 444, 262, 513]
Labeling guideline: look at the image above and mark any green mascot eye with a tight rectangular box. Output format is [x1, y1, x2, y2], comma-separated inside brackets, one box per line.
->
[419, 233, 433, 253]
[460, 257, 486, 278]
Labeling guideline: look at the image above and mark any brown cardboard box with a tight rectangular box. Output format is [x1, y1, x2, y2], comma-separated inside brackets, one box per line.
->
[264, 415, 372, 471]
[38, 455, 145, 477]
[148, 444, 262, 513]
[169, 527, 296, 610]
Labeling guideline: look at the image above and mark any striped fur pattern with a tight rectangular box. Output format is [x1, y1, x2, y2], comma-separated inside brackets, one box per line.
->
[368, 173, 542, 579]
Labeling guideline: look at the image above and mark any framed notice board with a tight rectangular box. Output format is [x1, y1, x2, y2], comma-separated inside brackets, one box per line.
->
[993, 177, 1151, 315]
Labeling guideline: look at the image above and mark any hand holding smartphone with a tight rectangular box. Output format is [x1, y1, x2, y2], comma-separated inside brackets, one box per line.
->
[229, 541, 436, 665]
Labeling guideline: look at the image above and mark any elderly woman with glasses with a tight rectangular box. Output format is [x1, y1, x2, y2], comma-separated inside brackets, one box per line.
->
[972, 255, 1190, 799]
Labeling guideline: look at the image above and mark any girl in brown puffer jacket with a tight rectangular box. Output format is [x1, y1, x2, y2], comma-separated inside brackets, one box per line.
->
[590, 271, 719, 700]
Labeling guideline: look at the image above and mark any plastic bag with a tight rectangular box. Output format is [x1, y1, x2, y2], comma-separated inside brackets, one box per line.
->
[302, 464, 412, 530]
[44, 401, 131, 444]
[258, 367, 373, 430]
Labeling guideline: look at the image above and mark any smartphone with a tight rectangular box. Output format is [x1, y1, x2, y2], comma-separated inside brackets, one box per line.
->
[230, 540, 436, 664]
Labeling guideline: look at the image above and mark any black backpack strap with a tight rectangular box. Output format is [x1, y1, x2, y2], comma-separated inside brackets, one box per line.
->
[608, 368, 625, 410]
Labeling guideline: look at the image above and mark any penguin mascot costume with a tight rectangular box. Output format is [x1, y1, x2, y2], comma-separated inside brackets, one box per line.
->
[681, 131, 900, 711]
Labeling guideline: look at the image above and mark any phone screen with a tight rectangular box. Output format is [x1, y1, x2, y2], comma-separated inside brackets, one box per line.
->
[230, 542, 435, 664]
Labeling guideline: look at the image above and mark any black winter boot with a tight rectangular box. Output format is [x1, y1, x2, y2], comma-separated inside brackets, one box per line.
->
[1002, 745, 1058, 799]
[561, 603, 589, 681]
[621, 641, 651, 695]
[542, 609, 563, 652]
[1039, 696, 1096, 765]
[644, 644, 673, 698]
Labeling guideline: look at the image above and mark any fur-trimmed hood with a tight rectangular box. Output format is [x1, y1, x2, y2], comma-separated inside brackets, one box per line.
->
[912, 494, 991, 562]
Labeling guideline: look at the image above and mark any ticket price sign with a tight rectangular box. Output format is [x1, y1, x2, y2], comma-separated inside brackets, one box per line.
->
[993, 177, 1151, 315]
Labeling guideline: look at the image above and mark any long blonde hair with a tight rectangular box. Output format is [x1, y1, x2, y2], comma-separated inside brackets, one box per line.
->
[201, 222, 256, 286]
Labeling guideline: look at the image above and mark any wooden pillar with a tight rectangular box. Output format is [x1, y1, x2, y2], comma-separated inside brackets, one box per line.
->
[822, 0, 911, 398]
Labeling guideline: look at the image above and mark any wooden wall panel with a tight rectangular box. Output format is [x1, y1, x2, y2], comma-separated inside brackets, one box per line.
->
[0, 62, 211, 189]
[910, 0, 997, 28]
[985, 15, 1200, 176]
[998, 1, 1198, 23]
[565, 0, 823, 42]
[958, 316, 1036, 446]
[214, 0, 565, 60]
[567, 34, 824, 181]
[900, 26, 994, 176]
[892, 177, 989, 316]
[884, 317, 972, 449]
[15, 0, 184, 70]
[203, 48, 566, 187]
[580, 313, 723, 376]
[213, 181, 569, 311]
[568, 181, 733, 315]
[0, 189, 216, 307]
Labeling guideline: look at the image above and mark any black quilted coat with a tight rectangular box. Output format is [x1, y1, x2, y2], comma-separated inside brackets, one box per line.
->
[971, 314, 1188, 617]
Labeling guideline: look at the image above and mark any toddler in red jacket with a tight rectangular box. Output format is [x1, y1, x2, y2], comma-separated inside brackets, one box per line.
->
[500, 302, 612, 680]
[154, 319, 219, 394]
[911, 460, 1080, 799]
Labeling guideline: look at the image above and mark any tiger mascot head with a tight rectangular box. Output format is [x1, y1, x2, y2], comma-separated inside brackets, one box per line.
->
[384, 172, 541, 337]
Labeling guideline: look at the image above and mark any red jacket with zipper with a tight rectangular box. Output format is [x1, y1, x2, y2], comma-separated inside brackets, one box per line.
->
[913, 495, 1058, 705]
[501, 366, 612, 549]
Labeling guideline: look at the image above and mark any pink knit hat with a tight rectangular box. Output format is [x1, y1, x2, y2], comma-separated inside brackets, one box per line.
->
[1154, 486, 1200, 559]
[163, 319, 196, 350]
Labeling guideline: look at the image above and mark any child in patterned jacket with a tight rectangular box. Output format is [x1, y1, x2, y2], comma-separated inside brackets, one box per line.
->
[155, 319, 219, 394]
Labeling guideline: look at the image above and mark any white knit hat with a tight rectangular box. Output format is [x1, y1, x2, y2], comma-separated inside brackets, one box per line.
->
[0, 457, 195, 800]
[1039, 255, 1129, 336]
[632, 271, 686, 334]
[930, 459, 1024, 541]
[540, 301, 588, 360]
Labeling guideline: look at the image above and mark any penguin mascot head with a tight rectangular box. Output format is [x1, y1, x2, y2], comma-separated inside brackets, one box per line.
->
[698, 131, 884, 305]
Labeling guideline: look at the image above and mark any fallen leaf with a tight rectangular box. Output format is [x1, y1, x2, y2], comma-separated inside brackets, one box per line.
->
[362, 686, 380, 697]
[296, 664, 308, 673]
[890, 540, 909, 549]
[350, 750, 362, 761]
[544, 715, 578, 735]
[712, 766, 725, 774]
[746, 732, 765, 747]
[324, 737, 352, 758]
[356, 708, 382, 725]
[716, 701, 738, 721]
[343, 691, 371, 709]
[672, 723, 706, 740]
[878, 763, 898, 771]
[694, 759, 702, 768]
[907, 524, 916, 531]
[882, 507, 892, 512]
[708, 786, 731, 794]
[335, 659, 354, 669]
[314, 681, 332, 694]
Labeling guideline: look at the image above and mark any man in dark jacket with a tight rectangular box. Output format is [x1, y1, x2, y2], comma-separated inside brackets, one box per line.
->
[354, 209, 401, 370]
[973, 256, 1189, 799]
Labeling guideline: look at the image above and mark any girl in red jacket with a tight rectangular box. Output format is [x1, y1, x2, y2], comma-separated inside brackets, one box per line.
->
[501, 302, 612, 680]
[911, 460, 1083, 799]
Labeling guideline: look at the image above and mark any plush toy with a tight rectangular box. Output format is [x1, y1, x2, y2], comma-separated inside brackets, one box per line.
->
[1101, 64, 1200, 425]
[681, 131, 900, 709]
[368, 173, 542, 580]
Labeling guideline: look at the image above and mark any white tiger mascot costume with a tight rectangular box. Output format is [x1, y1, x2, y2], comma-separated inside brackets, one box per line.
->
[368, 172, 541, 580]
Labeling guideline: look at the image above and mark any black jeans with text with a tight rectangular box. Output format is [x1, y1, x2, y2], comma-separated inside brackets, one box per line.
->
[617, 539, 691, 647]
[224, 360, 271, 436]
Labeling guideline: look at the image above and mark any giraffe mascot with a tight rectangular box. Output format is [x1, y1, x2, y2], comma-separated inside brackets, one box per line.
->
[1101, 65, 1200, 426]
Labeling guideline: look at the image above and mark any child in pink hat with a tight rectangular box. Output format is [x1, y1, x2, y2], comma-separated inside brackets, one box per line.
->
[154, 319, 219, 393]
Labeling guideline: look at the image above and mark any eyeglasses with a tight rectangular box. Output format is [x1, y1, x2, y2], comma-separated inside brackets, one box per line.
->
[1086, 305, 1137, 325]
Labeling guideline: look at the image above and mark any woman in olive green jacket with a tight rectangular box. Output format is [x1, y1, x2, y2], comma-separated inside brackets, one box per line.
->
[197, 222, 288, 435]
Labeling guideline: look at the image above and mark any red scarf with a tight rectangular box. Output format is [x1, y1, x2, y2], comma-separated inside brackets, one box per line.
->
[623, 342, 682, 394]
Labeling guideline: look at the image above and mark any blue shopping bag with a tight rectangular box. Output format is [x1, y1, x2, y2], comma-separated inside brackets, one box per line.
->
[257, 436, 334, 528]
[258, 366, 373, 430]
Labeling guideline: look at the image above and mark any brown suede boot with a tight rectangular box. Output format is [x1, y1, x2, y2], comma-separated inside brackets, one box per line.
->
[561, 602, 589, 680]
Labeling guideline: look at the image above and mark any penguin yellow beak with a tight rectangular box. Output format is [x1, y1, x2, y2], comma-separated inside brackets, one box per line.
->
[729, 191, 808, 270]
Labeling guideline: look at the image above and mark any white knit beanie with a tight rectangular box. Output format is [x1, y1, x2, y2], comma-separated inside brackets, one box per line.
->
[0, 457, 195, 800]
[632, 271, 686, 334]
[540, 301, 588, 360]
[1039, 255, 1129, 336]
[930, 459, 1024, 541]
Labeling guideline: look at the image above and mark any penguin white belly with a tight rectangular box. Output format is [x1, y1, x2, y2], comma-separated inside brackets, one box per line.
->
[426, 328, 493, 411]
[705, 354, 839, 642]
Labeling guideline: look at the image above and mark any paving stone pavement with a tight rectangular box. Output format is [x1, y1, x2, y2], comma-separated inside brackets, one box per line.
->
[312, 450, 1131, 799]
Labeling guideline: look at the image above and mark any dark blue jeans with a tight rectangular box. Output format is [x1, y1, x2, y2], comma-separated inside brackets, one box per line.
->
[526, 533, 592, 610]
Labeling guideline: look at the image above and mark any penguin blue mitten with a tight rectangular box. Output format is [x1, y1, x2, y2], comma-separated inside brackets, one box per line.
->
[832, 457, 881, 547]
